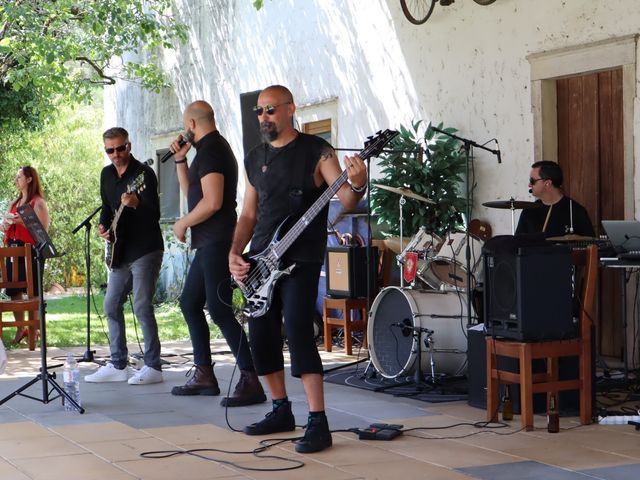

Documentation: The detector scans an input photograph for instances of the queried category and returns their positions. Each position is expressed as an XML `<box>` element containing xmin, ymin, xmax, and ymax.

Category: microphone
<box><xmin>160</xmin><ymin>139</ymin><xmax>187</xmax><ymax>163</ymax></box>
<box><xmin>144</xmin><ymin>158</ymin><xmax>154</xmax><ymax>166</ymax></box>
<box><xmin>391</xmin><ymin>319</ymin><xmax>413</xmax><ymax>337</ymax></box>
<box><xmin>495</xmin><ymin>140</ymin><xmax>502</xmax><ymax>164</ymax></box>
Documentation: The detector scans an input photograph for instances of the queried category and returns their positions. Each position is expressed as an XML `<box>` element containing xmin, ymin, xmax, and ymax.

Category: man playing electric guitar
<box><xmin>229</xmin><ymin>85</ymin><xmax>367</xmax><ymax>454</ymax></box>
<box><xmin>85</xmin><ymin>127</ymin><xmax>164</xmax><ymax>386</ymax></box>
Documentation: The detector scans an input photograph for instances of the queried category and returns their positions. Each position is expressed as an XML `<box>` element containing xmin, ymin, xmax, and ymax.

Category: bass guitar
<box><xmin>105</xmin><ymin>172</ymin><xmax>145</xmax><ymax>268</ymax></box>
<box><xmin>234</xmin><ymin>129</ymin><xmax>399</xmax><ymax>317</ymax></box>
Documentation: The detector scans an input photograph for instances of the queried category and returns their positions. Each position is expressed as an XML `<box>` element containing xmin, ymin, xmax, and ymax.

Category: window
<box><xmin>303</xmin><ymin>118</ymin><xmax>332</xmax><ymax>142</ymax></box>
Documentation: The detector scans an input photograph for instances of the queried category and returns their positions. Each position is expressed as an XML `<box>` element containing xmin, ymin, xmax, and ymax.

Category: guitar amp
<box><xmin>326</xmin><ymin>246</ymin><xmax>378</xmax><ymax>298</ymax></box>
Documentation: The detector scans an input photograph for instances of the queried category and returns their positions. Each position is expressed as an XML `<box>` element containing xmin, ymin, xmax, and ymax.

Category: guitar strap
<box><xmin>288</xmin><ymin>135</ymin><xmax>306</xmax><ymax>216</ymax></box>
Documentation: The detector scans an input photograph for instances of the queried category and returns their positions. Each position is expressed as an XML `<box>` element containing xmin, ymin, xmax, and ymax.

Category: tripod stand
<box><xmin>72</xmin><ymin>205</ymin><xmax>102</xmax><ymax>363</ymax></box>
<box><xmin>374</xmin><ymin>324</ymin><xmax>439</xmax><ymax>394</ymax></box>
<box><xmin>0</xmin><ymin>205</ymin><xmax>84</xmax><ymax>413</ymax></box>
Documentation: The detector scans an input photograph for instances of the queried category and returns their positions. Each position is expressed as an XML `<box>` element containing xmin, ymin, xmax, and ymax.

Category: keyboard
<box><xmin>617</xmin><ymin>251</ymin><xmax>640</xmax><ymax>261</ymax></box>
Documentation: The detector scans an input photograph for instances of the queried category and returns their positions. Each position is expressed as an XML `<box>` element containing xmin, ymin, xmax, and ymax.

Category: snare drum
<box><xmin>430</xmin><ymin>232</ymin><xmax>483</xmax><ymax>291</ymax></box>
<box><xmin>368</xmin><ymin>287</ymin><xmax>468</xmax><ymax>378</ymax></box>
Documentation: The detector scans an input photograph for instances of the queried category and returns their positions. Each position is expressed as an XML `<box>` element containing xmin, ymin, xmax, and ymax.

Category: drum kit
<box><xmin>365</xmin><ymin>186</ymin><xmax>545</xmax><ymax>384</ymax></box>
<box><xmin>366</xmin><ymin>184</ymin><xmax>483</xmax><ymax>384</ymax></box>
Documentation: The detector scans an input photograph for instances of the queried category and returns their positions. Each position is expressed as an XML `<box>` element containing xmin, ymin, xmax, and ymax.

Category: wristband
<box><xmin>175</xmin><ymin>159</ymin><xmax>187</xmax><ymax>164</ymax></box>
<box><xmin>350</xmin><ymin>182</ymin><xmax>367</xmax><ymax>193</ymax></box>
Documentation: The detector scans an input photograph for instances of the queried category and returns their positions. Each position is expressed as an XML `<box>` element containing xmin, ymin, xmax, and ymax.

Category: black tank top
<box><xmin>245</xmin><ymin>132</ymin><xmax>330</xmax><ymax>263</ymax></box>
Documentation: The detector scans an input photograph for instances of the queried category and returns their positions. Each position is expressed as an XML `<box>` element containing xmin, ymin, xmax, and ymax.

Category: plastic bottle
<box><xmin>501</xmin><ymin>385</ymin><xmax>513</xmax><ymax>421</ymax></box>
<box><xmin>63</xmin><ymin>353</ymin><xmax>81</xmax><ymax>412</ymax></box>
<box><xmin>598</xmin><ymin>415</ymin><xmax>640</xmax><ymax>425</ymax></box>
<box><xmin>547</xmin><ymin>394</ymin><xmax>559</xmax><ymax>433</ymax></box>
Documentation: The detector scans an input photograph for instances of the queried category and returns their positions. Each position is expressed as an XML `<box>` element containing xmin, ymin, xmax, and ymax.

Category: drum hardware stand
<box><xmin>374</xmin><ymin>324</ymin><xmax>438</xmax><ymax>394</ymax></box>
<box><xmin>429</xmin><ymin>126</ymin><xmax>501</xmax><ymax>327</ymax></box>
<box><xmin>0</xmin><ymin>205</ymin><xmax>84</xmax><ymax>413</ymax></box>
<box><xmin>72</xmin><ymin>205</ymin><xmax>103</xmax><ymax>364</ymax></box>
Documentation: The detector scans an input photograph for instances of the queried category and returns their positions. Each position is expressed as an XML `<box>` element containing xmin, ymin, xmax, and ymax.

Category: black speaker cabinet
<box><xmin>483</xmin><ymin>236</ymin><xmax>575</xmax><ymax>341</ymax></box>
<box><xmin>326</xmin><ymin>246</ymin><xmax>378</xmax><ymax>298</ymax></box>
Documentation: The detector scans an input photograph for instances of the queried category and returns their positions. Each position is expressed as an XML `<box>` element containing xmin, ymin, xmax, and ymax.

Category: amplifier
<box><xmin>326</xmin><ymin>246</ymin><xmax>378</xmax><ymax>298</ymax></box>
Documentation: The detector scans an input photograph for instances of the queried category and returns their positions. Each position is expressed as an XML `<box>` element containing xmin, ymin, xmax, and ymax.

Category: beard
<box><xmin>183</xmin><ymin>129</ymin><xmax>196</xmax><ymax>143</ymax></box>
<box><xmin>260</xmin><ymin>121</ymin><xmax>278</xmax><ymax>142</ymax></box>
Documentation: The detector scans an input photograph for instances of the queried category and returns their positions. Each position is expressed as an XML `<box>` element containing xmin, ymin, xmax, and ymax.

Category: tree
<box><xmin>0</xmin><ymin>0</ymin><xmax>186</xmax><ymax>125</ymax></box>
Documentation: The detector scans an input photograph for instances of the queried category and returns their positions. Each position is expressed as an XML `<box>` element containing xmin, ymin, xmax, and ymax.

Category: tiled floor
<box><xmin>1</xmin><ymin>340</ymin><xmax>639</xmax><ymax>479</ymax></box>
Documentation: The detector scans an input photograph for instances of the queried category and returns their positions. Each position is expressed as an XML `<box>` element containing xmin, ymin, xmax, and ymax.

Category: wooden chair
<box><xmin>486</xmin><ymin>245</ymin><xmax>598</xmax><ymax>430</ymax></box>
<box><xmin>0</xmin><ymin>244</ymin><xmax>40</xmax><ymax>351</ymax></box>
<box><xmin>323</xmin><ymin>241</ymin><xmax>393</xmax><ymax>355</ymax></box>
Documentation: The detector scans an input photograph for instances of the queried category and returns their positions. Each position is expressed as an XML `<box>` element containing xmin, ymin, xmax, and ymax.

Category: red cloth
<box><xmin>5</xmin><ymin>198</ymin><xmax>38</xmax><ymax>246</ymax></box>
<box><xmin>403</xmin><ymin>251</ymin><xmax>418</xmax><ymax>284</ymax></box>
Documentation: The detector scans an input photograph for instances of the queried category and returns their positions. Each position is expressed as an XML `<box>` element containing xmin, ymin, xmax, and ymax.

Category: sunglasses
<box><xmin>252</xmin><ymin>102</ymin><xmax>291</xmax><ymax>116</ymax></box>
<box><xmin>105</xmin><ymin>143</ymin><xmax>129</xmax><ymax>154</ymax></box>
<box><xmin>529</xmin><ymin>177</ymin><xmax>544</xmax><ymax>185</ymax></box>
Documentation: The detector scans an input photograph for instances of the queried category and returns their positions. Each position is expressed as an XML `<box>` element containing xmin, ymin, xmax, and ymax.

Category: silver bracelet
<box><xmin>350</xmin><ymin>182</ymin><xmax>367</xmax><ymax>193</ymax></box>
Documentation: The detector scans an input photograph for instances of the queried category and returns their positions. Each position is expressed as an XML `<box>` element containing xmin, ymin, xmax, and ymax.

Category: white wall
<box><xmin>105</xmin><ymin>0</ymin><xmax>640</xmax><ymax>235</ymax></box>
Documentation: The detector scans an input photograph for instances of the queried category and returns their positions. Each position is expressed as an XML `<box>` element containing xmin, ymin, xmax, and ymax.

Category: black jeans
<box><xmin>248</xmin><ymin>261</ymin><xmax>323</xmax><ymax>378</ymax></box>
<box><xmin>180</xmin><ymin>241</ymin><xmax>254</xmax><ymax>369</ymax></box>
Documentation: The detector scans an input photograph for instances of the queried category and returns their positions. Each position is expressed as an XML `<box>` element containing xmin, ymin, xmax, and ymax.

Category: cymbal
<box><xmin>373</xmin><ymin>184</ymin><xmax>434</xmax><ymax>204</ymax></box>
<box><xmin>482</xmin><ymin>199</ymin><xmax>541</xmax><ymax>210</ymax></box>
<box><xmin>546</xmin><ymin>234</ymin><xmax>596</xmax><ymax>242</ymax></box>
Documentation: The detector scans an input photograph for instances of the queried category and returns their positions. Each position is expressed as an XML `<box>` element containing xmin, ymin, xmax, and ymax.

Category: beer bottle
<box><xmin>501</xmin><ymin>385</ymin><xmax>513</xmax><ymax>421</ymax></box>
<box><xmin>547</xmin><ymin>394</ymin><xmax>560</xmax><ymax>433</ymax></box>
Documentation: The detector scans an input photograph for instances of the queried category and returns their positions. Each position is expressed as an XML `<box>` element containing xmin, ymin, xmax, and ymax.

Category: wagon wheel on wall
<box><xmin>400</xmin><ymin>0</ymin><xmax>436</xmax><ymax>25</ymax></box>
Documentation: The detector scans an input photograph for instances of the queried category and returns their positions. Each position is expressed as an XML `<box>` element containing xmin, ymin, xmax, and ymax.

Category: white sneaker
<box><xmin>84</xmin><ymin>363</ymin><xmax>128</xmax><ymax>383</ymax></box>
<box><xmin>128</xmin><ymin>365</ymin><xmax>163</xmax><ymax>385</ymax></box>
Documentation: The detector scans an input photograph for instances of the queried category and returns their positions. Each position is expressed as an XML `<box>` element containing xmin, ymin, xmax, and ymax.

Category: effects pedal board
<box><xmin>356</xmin><ymin>423</ymin><xmax>403</xmax><ymax>441</ymax></box>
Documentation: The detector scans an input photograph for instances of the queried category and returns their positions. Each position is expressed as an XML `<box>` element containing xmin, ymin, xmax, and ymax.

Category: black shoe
<box><xmin>220</xmin><ymin>370</ymin><xmax>267</xmax><ymax>407</ymax></box>
<box><xmin>243</xmin><ymin>401</ymin><xmax>296</xmax><ymax>436</ymax></box>
<box><xmin>294</xmin><ymin>415</ymin><xmax>332</xmax><ymax>454</ymax></box>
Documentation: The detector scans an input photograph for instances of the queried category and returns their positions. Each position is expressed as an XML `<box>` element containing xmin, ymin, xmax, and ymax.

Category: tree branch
<box><xmin>75</xmin><ymin>56</ymin><xmax>116</xmax><ymax>85</ymax></box>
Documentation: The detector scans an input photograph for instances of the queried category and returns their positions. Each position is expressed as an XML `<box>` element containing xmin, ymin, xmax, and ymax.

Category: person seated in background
<box><xmin>516</xmin><ymin>161</ymin><xmax>594</xmax><ymax>237</ymax></box>
<box><xmin>1</xmin><ymin>166</ymin><xmax>50</xmax><ymax>344</ymax></box>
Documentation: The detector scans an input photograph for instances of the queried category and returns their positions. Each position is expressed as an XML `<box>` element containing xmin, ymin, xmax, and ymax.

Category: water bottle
<box><xmin>63</xmin><ymin>353</ymin><xmax>81</xmax><ymax>412</ymax></box>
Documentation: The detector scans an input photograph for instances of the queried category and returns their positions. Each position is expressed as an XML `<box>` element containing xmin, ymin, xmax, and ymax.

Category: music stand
<box><xmin>0</xmin><ymin>204</ymin><xmax>84</xmax><ymax>413</ymax></box>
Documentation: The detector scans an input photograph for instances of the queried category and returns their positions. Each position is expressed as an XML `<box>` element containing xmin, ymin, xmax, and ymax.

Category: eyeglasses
<box><xmin>252</xmin><ymin>102</ymin><xmax>291</xmax><ymax>116</ymax></box>
<box><xmin>529</xmin><ymin>177</ymin><xmax>545</xmax><ymax>185</ymax></box>
<box><xmin>105</xmin><ymin>143</ymin><xmax>129</xmax><ymax>154</ymax></box>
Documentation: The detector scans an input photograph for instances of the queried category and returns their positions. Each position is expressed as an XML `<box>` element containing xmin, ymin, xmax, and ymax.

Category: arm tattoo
<box><xmin>320</xmin><ymin>147</ymin><xmax>335</xmax><ymax>162</ymax></box>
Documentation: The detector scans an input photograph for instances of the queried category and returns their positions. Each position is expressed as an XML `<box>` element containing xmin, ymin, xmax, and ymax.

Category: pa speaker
<box><xmin>326</xmin><ymin>246</ymin><xmax>378</xmax><ymax>298</ymax></box>
<box><xmin>483</xmin><ymin>236</ymin><xmax>575</xmax><ymax>341</ymax></box>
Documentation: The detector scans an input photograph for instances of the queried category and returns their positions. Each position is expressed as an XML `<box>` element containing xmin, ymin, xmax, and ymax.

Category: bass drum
<box><xmin>368</xmin><ymin>287</ymin><xmax>468</xmax><ymax>379</ymax></box>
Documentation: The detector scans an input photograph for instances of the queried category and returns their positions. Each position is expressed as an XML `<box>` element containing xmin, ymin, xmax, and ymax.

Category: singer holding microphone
<box><xmin>516</xmin><ymin>161</ymin><xmax>594</xmax><ymax>237</ymax></box>
<box><xmin>167</xmin><ymin>101</ymin><xmax>265</xmax><ymax>407</ymax></box>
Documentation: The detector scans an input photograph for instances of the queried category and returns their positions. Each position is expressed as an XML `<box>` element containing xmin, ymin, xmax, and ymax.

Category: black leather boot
<box><xmin>171</xmin><ymin>364</ymin><xmax>220</xmax><ymax>396</ymax></box>
<box><xmin>220</xmin><ymin>369</ymin><xmax>267</xmax><ymax>407</ymax></box>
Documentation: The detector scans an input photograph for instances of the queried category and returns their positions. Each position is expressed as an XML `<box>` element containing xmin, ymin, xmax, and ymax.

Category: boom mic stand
<box><xmin>429</xmin><ymin>126</ymin><xmax>500</xmax><ymax>327</ymax></box>
<box><xmin>71</xmin><ymin>205</ymin><xmax>102</xmax><ymax>363</ymax></box>
<box><xmin>0</xmin><ymin>205</ymin><xmax>84</xmax><ymax>413</ymax></box>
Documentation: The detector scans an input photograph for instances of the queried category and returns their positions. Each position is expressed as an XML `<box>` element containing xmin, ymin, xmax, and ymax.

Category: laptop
<box><xmin>601</xmin><ymin>220</ymin><xmax>640</xmax><ymax>254</ymax></box>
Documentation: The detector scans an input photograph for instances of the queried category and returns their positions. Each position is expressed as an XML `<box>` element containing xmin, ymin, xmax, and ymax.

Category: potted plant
<box><xmin>370</xmin><ymin>120</ymin><xmax>468</xmax><ymax>238</ymax></box>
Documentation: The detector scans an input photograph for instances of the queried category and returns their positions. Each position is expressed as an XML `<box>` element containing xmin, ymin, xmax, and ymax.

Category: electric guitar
<box><xmin>105</xmin><ymin>172</ymin><xmax>145</xmax><ymax>268</ymax></box>
<box><xmin>234</xmin><ymin>129</ymin><xmax>399</xmax><ymax>317</ymax></box>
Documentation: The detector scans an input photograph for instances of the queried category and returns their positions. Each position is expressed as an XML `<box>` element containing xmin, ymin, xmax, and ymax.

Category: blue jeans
<box><xmin>104</xmin><ymin>250</ymin><xmax>163</xmax><ymax>370</ymax></box>
<box><xmin>180</xmin><ymin>241</ymin><xmax>254</xmax><ymax>370</ymax></box>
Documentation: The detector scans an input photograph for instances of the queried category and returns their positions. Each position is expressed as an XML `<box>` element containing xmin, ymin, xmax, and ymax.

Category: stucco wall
<box><xmin>105</xmin><ymin>0</ymin><xmax>640</xmax><ymax>235</ymax></box>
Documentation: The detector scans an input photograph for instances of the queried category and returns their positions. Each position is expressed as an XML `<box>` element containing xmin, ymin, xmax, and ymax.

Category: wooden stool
<box><xmin>323</xmin><ymin>297</ymin><xmax>368</xmax><ymax>355</ymax></box>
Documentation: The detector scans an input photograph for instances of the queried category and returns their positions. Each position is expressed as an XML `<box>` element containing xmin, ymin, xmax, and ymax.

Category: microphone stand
<box><xmin>72</xmin><ymin>206</ymin><xmax>102</xmax><ymax>363</ymax></box>
<box><xmin>429</xmin><ymin>126</ymin><xmax>500</xmax><ymax>328</ymax></box>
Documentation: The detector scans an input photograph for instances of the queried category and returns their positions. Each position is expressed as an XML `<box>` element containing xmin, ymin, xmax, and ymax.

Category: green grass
<box><xmin>2</xmin><ymin>294</ymin><xmax>222</xmax><ymax>349</ymax></box>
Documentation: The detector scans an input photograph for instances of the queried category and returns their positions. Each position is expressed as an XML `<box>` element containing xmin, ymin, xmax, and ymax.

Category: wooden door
<box><xmin>557</xmin><ymin>68</ymin><xmax>624</xmax><ymax>359</ymax></box>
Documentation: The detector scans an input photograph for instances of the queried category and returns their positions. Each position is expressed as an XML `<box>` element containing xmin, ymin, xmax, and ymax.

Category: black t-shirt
<box><xmin>245</xmin><ymin>132</ymin><xmax>331</xmax><ymax>263</ymax></box>
<box><xmin>188</xmin><ymin>131</ymin><xmax>238</xmax><ymax>248</ymax></box>
<box><xmin>99</xmin><ymin>157</ymin><xmax>164</xmax><ymax>264</ymax></box>
<box><xmin>515</xmin><ymin>196</ymin><xmax>595</xmax><ymax>237</ymax></box>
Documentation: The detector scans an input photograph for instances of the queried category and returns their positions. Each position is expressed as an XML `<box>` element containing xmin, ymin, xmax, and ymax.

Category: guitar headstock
<box><xmin>361</xmin><ymin>129</ymin><xmax>399</xmax><ymax>160</ymax></box>
<box><xmin>127</xmin><ymin>172</ymin><xmax>146</xmax><ymax>194</ymax></box>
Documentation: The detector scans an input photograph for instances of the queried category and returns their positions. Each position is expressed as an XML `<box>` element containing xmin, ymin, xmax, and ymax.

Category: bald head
<box><xmin>183</xmin><ymin>100</ymin><xmax>216</xmax><ymax>142</ymax></box>
<box><xmin>260</xmin><ymin>85</ymin><xmax>294</xmax><ymax>104</ymax></box>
